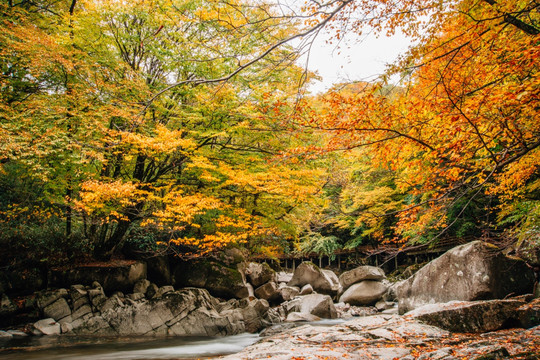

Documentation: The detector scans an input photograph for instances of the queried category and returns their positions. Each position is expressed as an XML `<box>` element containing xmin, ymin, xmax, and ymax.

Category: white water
<box><xmin>0</xmin><ymin>333</ymin><xmax>260</xmax><ymax>360</ymax></box>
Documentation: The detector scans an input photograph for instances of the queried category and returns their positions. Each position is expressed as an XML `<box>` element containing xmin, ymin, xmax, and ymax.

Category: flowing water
<box><xmin>0</xmin><ymin>319</ymin><xmax>346</xmax><ymax>359</ymax></box>
<box><xmin>0</xmin><ymin>333</ymin><xmax>260</xmax><ymax>360</ymax></box>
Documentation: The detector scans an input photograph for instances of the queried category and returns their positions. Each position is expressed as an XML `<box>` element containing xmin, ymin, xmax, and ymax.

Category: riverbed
<box><xmin>0</xmin><ymin>319</ymin><xmax>346</xmax><ymax>360</ymax></box>
<box><xmin>0</xmin><ymin>333</ymin><xmax>259</xmax><ymax>360</ymax></box>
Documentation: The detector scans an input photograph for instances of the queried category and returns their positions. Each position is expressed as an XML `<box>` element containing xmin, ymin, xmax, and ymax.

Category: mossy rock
<box><xmin>173</xmin><ymin>258</ymin><xmax>247</xmax><ymax>299</ymax></box>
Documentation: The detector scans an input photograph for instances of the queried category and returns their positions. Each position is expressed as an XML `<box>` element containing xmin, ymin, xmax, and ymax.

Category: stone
<box><xmin>517</xmin><ymin>298</ymin><xmax>540</xmax><ymax>328</ymax></box>
<box><xmin>297</xmin><ymin>293</ymin><xmax>337</xmax><ymax>319</ymax></box>
<box><xmin>279</xmin><ymin>285</ymin><xmax>300</xmax><ymax>301</ymax></box>
<box><xmin>396</xmin><ymin>241</ymin><xmax>535</xmax><ymax>313</ymax></box>
<box><xmin>300</xmin><ymin>284</ymin><xmax>313</xmax><ymax>295</ymax></box>
<box><xmin>339</xmin><ymin>265</ymin><xmax>385</xmax><ymax>291</ymax></box>
<box><xmin>33</xmin><ymin>318</ymin><xmax>61</xmax><ymax>336</ymax></box>
<box><xmin>100</xmin><ymin>294</ymin><xmax>124</xmax><ymax>312</ymax></box>
<box><xmin>286</xmin><ymin>312</ymin><xmax>321</xmax><ymax>322</ymax></box>
<box><xmin>133</xmin><ymin>279</ymin><xmax>151</xmax><ymax>294</ymax></box>
<box><xmin>48</xmin><ymin>261</ymin><xmax>147</xmax><ymax>294</ymax></box>
<box><xmin>0</xmin><ymin>294</ymin><xmax>17</xmax><ymax>316</ymax></box>
<box><xmin>245</xmin><ymin>262</ymin><xmax>275</xmax><ymax>288</ymax></box>
<box><xmin>173</xmin><ymin>258</ymin><xmax>248</xmax><ymax>299</ymax></box>
<box><xmin>288</xmin><ymin>262</ymin><xmax>340</xmax><ymax>295</ymax></box>
<box><xmin>339</xmin><ymin>280</ymin><xmax>388</xmax><ymax>306</ymax></box>
<box><xmin>254</xmin><ymin>281</ymin><xmax>281</xmax><ymax>302</ymax></box>
<box><xmin>276</xmin><ymin>271</ymin><xmax>293</xmax><ymax>284</ymax></box>
<box><xmin>61</xmin><ymin>322</ymin><xmax>74</xmax><ymax>333</ymax></box>
<box><xmin>43</xmin><ymin>298</ymin><xmax>72</xmax><ymax>321</ymax></box>
<box><xmin>127</xmin><ymin>292</ymin><xmax>145</xmax><ymax>301</ymax></box>
<box><xmin>0</xmin><ymin>330</ymin><xmax>12</xmax><ymax>338</ymax></box>
<box><xmin>71</xmin><ymin>304</ymin><xmax>92</xmax><ymax>321</ymax></box>
<box><xmin>36</xmin><ymin>288</ymin><xmax>68</xmax><ymax>309</ymax></box>
<box><xmin>407</xmin><ymin>299</ymin><xmax>527</xmax><ymax>333</ymax></box>
<box><xmin>145</xmin><ymin>283</ymin><xmax>159</xmax><ymax>299</ymax></box>
<box><xmin>154</xmin><ymin>285</ymin><xmax>175</xmax><ymax>298</ymax></box>
<box><xmin>375</xmin><ymin>300</ymin><xmax>395</xmax><ymax>311</ymax></box>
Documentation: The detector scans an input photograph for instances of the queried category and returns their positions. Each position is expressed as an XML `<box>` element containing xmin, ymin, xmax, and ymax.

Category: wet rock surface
<box><xmin>219</xmin><ymin>315</ymin><xmax>540</xmax><ymax>360</ymax></box>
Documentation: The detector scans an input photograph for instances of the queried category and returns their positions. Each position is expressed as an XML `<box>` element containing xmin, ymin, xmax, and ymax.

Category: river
<box><xmin>0</xmin><ymin>319</ymin><xmax>345</xmax><ymax>360</ymax></box>
<box><xmin>0</xmin><ymin>333</ymin><xmax>259</xmax><ymax>360</ymax></box>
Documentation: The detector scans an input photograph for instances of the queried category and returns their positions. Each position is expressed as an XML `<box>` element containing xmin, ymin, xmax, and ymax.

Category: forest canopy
<box><xmin>1</xmin><ymin>0</ymin><xmax>538</xmax><ymax>265</ymax></box>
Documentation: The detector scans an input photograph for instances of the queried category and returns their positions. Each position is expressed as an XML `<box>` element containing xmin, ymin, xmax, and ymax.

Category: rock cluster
<box><xmin>31</xmin><ymin>281</ymin><xmax>280</xmax><ymax>336</ymax></box>
<box><xmin>396</xmin><ymin>241</ymin><xmax>535</xmax><ymax>313</ymax></box>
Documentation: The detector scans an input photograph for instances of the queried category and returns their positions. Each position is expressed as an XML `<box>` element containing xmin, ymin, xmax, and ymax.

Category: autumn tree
<box><xmin>0</xmin><ymin>0</ymin><xmax>326</xmax><ymax>262</ymax></box>
<box><xmin>295</xmin><ymin>0</ymin><xmax>539</xmax><ymax>257</ymax></box>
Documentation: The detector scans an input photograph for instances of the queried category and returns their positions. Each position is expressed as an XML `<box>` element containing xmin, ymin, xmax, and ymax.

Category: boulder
<box><xmin>145</xmin><ymin>256</ymin><xmax>172</xmax><ymax>286</ymax></box>
<box><xmin>279</xmin><ymin>286</ymin><xmax>300</xmax><ymax>301</ymax></box>
<box><xmin>396</xmin><ymin>241</ymin><xmax>535</xmax><ymax>313</ymax></box>
<box><xmin>276</xmin><ymin>271</ymin><xmax>293</xmax><ymax>284</ymax></box>
<box><xmin>33</xmin><ymin>318</ymin><xmax>61</xmax><ymax>336</ymax></box>
<box><xmin>288</xmin><ymin>262</ymin><xmax>340</xmax><ymax>295</ymax></box>
<box><xmin>69</xmin><ymin>288</ymin><xmax>280</xmax><ymax>337</ymax></box>
<box><xmin>297</xmin><ymin>294</ymin><xmax>337</xmax><ymax>319</ymax></box>
<box><xmin>286</xmin><ymin>312</ymin><xmax>321</xmax><ymax>322</ymax></box>
<box><xmin>43</xmin><ymin>298</ymin><xmax>72</xmax><ymax>321</ymax></box>
<box><xmin>133</xmin><ymin>279</ymin><xmax>151</xmax><ymax>294</ymax></box>
<box><xmin>407</xmin><ymin>299</ymin><xmax>528</xmax><ymax>333</ymax></box>
<box><xmin>36</xmin><ymin>288</ymin><xmax>69</xmax><ymax>309</ymax></box>
<box><xmin>254</xmin><ymin>282</ymin><xmax>281</xmax><ymax>302</ymax></box>
<box><xmin>339</xmin><ymin>280</ymin><xmax>388</xmax><ymax>306</ymax></box>
<box><xmin>339</xmin><ymin>265</ymin><xmax>385</xmax><ymax>291</ymax></box>
<box><xmin>48</xmin><ymin>261</ymin><xmax>147</xmax><ymax>294</ymax></box>
<box><xmin>245</xmin><ymin>262</ymin><xmax>275</xmax><ymax>288</ymax></box>
<box><xmin>173</xmin><ymin>258</ymin><xmax>248</xmax><ymax>299</ymax></box>
<box><xmin>300</xmin><ymin>284</ymin><xmax>313</xmax><ymax>295</ymax></box>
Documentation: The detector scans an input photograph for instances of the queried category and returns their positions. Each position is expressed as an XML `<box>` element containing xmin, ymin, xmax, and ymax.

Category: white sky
<box><xmin>303</xmin><ymin>29</ymin><xmax>412</xmax><ymax>94</ymax></box>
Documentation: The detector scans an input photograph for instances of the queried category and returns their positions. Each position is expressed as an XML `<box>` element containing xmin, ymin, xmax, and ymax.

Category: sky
<box><xmin>303</xmin><ymin>29</ymin><xmax>412</xmax><ymax>94</ymax></box>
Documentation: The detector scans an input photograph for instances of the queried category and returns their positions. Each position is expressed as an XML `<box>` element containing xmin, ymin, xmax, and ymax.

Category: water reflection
<box><xmin>0</xmin><ymin>333</ymin><xmax>260</xmax><ymax>360</ymax></box>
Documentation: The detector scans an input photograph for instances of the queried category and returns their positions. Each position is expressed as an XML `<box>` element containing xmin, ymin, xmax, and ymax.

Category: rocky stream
<box><xmin>1</xmin><ymin>241</ymin><xmax>539</xmax><ymax>359</ymax></box>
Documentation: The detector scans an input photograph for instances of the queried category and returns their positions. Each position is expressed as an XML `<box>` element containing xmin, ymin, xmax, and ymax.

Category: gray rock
<box><xmin>127</xmin><ymin>292</ymin><xmax>145</xmax><ymax>301</ymax></box>
<box><xmin>407</xmin><ymin>299</ymin><xmax>527</xmax><ymax>333</ymax></box>
<box><xmin>339</xmin><ymin>265</ymin><xmax>385</xmax><ymax>291</ymax></box>
<box><xmin>300</xmin><ymin>284</ymin><xmax>313</xmax><ymax>295</ymax></box>
<box><xmin>36</xmin><ymin>289</ymin><xmax>68</xmax><ymax>309</ymax></box>
<box><xmin>0</xmin><ymin>330</ymin><xmax>12</xmax><ymax>338</ymax></box>
<box><xmin>254</xmin><ymin>281</ymin><xmax>281</xmax><ymax>302</ymax></box>
<box><xmin>33</xmin><ymin>318</ymin><xmax>61</xmax><ymax>336</ymax></box>
<box><xmin>100</xmin><ymin>294</ymin><xmax>124</xmax><ymax>312</ymax></box>
<box><xmin>61</xmin><ymin>322</ymin><xmax>73</xmax><ymax>334</ymax></box>
<box><xmin>298</xmin><ymin>293</ymin><xmax>337</xmax><ymax>319</ymax></box>
<box><xmin>396</xmin><ymin>241</ymin><xmax>535</xmax><ymax>313</ymax></box>
<box><xmin>43</xmin><ymin>298</ymin><xmax>72</xmax><ymax>321</ymax></box>
<box><xmin>173</xmin><ymin>258</ymin><xmax>248</xmax><ymax>299</ymax></box>
<box><xmin>286</xmin><ymin>312</ymin><xmax>321</xmax><ymax>322</ymax></box>
<box><xmin>276</xmin><ymin>271</ymin><xmax>293</xmax><ymax>284</ymax></box>
<box><xmin>133</xmin><ymin>279</ymin><xmax>151</xmax><ymax>294</ymax></box>
<box><xmin>339</xmin><ymin>280</ymin><xmax>388</xmax><ymax>306</ymax></box>
<box><xmin>288</xmin><ymin>262</ymin><xmax>340</xmax><ymax>295</ymax></box>
<box><xmin>279</xmin><ymin>285</ymin><xmax>300</xmax><ymax>301</ymax></box>
<box><xmin>245</xmin><ymin>262</ymin><xmax>275</xmax><ymax>287</ymax></box>
<box><xmin>71</xmin><ymin>304</ymin><xmax>92</xmax><ymax>321</ymax></box>
<box><xmin>154</xmin><ymin>285</ymin><xmax>174</xmax><ymax>298</ymax></box>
